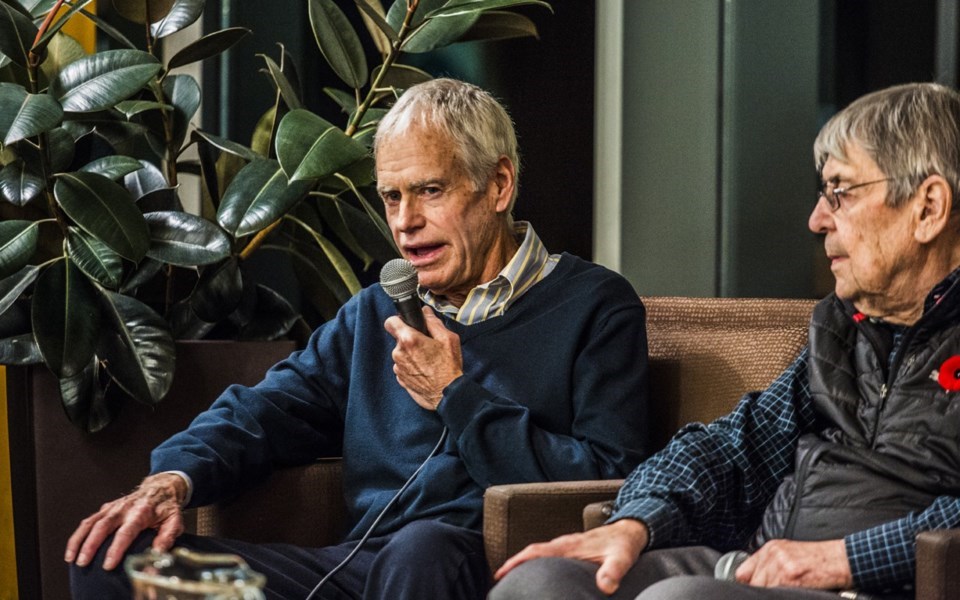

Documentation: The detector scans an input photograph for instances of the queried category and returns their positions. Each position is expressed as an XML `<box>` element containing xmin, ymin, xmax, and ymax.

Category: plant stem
<box><xmin>29</xmin><ymin>0</ymin><xmax>70</xmax><ymax>237</ymax></box>
<box><xmin>345</xmin><ymin>0</ymin><xmax>420</xmax><ymax>137</ymax></box>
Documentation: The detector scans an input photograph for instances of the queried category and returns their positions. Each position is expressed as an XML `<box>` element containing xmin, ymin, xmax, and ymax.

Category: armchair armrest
<box><xmin>483</xmin><ymin>479</ymin><xmax>622</xmax><ymax>572</ymax></box>
<box><xmin>916</xmin><ymin>529</ymin><xmax>960</xmax><ymax>600</ymax></box>
<box><xmin>195</xmin><ymin>458</ymin><xmax>348</xmax><ymax>548</ymax></box>
<box><xmin>582</xmin><ymin>500</ymin><xmax>616</xmax><ymax>531</ymax></box>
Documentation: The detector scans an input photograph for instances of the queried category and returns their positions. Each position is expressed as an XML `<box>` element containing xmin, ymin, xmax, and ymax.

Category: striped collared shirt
<box><xmin>421</xmin><ymin>222</ymin><xmax>559</xmax><ymax>325</ymax></box>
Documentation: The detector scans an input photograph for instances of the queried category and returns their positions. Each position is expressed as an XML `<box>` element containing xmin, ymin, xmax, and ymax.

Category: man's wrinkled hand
<box><xmin>494</xmin><ymin>519</ymin><xmax>649</xmax><ymax>596</ymax></box>
<box><xmin>736</xmin><ymin>538</ymin><xmax>852</xmax><ymax>590</ymax></box>
<box><xmin>385</xmin><ymin>307</ymin><xmax>463</xmax><ymax>410</ymax></box>
<box><xmin>64</xmin><ymin>472</ymin><xmax>187</xmax><ymax>571</ymax></box>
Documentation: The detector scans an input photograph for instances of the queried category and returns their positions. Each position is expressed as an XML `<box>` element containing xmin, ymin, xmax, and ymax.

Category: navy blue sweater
<box><xmin>152</xmin><ymin>253</ymin><xmax>649</xmax><ymax>540</ymax></box>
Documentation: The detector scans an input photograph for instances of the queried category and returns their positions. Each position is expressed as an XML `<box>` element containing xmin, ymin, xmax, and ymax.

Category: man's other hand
<box><xmin>494</xmin><ymin>519</ymin><xmax>649</xmax><ymax>596</ymax></box>
<box><xmin>385</xmin><ymin>306</ymin><xmax>463</xmax><ymax>410</ymax></box>
<box><xmin>64</xmin><ymin>472</ymin><xmax>187</xmax><ymax>570</ymax></box>
<box><xmin>736</xmin><ymin>538</ymin><xmax>853</xmax><ymax>589</ymax></box>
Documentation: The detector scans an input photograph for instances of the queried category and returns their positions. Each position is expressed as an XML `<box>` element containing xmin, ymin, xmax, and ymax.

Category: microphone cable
<box><xmin>304</xmin><ymin>426</ymin><xmax>449</xmax><ymax>600</ymax></box>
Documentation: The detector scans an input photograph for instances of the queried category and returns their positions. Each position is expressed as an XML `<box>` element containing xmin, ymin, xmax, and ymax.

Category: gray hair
<box><xmin>814</xmin><ymin>82</ymin><xmax>960</xmax><ymax>207</ymax></box>
<box><xmin>373</xmin><ymin>78</ymin><xmax>520</xmax><ymax>216</ymax></box>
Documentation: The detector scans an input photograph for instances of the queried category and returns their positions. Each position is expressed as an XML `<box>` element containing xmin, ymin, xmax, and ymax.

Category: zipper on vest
<box><xmin>783</xmin><ymin>445</ymin><xmax>818</xmax><ymax>539</ymax></box>
<box><xmin>870</xmin><ymin>328</ymin><xmax>917</xmax><ymax>447</ymax></box>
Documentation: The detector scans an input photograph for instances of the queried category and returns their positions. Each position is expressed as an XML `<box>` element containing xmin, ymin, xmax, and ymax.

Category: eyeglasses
<box><xmin>817</xmin><ymin>177</ymin><xmax>892</xmax><ymax>211</ymax></box>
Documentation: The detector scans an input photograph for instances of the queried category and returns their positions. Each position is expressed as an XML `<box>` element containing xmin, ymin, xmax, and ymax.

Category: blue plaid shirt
<box><xmin>612</xmin><ymin>275</ymin><xmax>960</xmax><ymax>593</ymax></box>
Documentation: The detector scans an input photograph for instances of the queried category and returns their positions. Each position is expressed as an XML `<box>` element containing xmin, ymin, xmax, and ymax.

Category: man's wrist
<box><xmin>151</xmin><ymin>471</ymin><xmax>192</xmax><ymax>507</ymax></box>
<box><xmin>609</xmin><ymin>518</ymin><xmax>650</xmax><ymax>551</ymax></box>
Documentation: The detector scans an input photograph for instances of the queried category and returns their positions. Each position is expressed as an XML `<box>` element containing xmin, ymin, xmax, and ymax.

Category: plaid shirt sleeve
<box><xmin>845</xmin><ymin>495</ymin><xmax>960</xmax><ymax>591</ymax></box>
<box><xmin>610</xmin><ymin>348</ymin><xmax>817</xmax><ymax>551</ymax></box>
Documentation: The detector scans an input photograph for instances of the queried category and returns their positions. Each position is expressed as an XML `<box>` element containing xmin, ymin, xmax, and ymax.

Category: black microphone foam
<box><xmin>380</xmin><ymin>258</ymin><xmax>429</xmax><ymax>335</ymax></box>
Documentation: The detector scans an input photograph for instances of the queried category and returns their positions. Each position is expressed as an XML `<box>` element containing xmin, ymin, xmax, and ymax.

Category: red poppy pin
<box><xmin>933</xmin><ymin>355</ymin><xmax>960</xmax><ymax>392</ymax></box>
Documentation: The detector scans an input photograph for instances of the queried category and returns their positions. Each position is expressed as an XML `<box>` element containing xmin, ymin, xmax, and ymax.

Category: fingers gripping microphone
<box><xmin>714</xmin><ymin>550</ymin><xmax>749</xmax><ymax>582</ymax></box>
<box><xmin>380</xmin><ymin>258</ymin><xmax>429</xmax><ymax>335</ymax></box>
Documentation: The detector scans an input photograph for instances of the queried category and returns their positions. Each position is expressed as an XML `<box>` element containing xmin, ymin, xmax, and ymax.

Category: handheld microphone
<box><xmin>714</xmin><ymin>550</ymin><xmax>749</xmax><ymax>582</ymax></box>
<box><xmin>380</xmin><ymin>258</ymin><xmax>429</xmax><ymax>335</ymax></box>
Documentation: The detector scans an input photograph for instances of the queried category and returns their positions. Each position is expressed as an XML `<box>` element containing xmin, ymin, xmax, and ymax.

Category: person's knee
<box><xmin>490</xmin><ymin>558</ymin><xmax>601</xmax><ymax>600</ymax></box>
<box><xmin>69</xmin><ymin>530</ymin><xmax>155</xmax><ymax>600</ymax></box>
<box><xmin>381</xmin><ymin>520</ymin><xmax>482</xmax><ymax>568</ymax></box>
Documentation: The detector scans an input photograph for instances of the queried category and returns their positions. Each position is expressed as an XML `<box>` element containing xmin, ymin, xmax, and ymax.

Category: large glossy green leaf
<box><xmin>190</xmin><ymin>256</ymin><xmax>242</xmax><ymax>323</ymax></box>
<box><xmin>276</xmin><ymin>109</ymin><xmax>368</xmax><ymax>183</ymax></box>
<box><xmin>237</xmin><ymin>284</ymin><xmax>298</xmax><ymax>340</ymax></box>
<box><xmin>58</xmin><ymin>359</ymin><xmax>119</xmax><ymax>433</ymax></box>
<box><xmin>162</xmin><ymin>74</ymin><xmax>200</xmax><ymax>152</ymax></box>
<box><xmin>309</xmin><ymin>0</ymin><xmax>368</xmax><ymax>89</ymax></box>
<box><xmin>31</xmin><ymin>258</ymin><xmax>101</xmax><ymax>378</ymax></box>
<box><xmin>112</xmin><ymin>0</ymin><xmax>176</xmax><ymax>25</ymax></box>
<box><xmin>52</xmin><ymin>50</ymin><xmax>162</xmax><ymax>113</ymax></box>
<box><xmin>39</xmin><ymin>31</ymin><xmax>88</xmax><ymax>84</ymax></box>
<box><xmin>0</xmin><ymin>220</ymin><xmax>38</xmax><ymax>279</ymax></box>
<box><xmin>80</xmin><ymin>155</ymin><xmax>143</xmax><ymax>180</ymax></box>
<box><xmin>0</xmin><ymin>159</ymin><xmax>44</xmax><ymax>206</ymax></box>
<box><xmin>97</xmin><ymin>289</ymin><xmax>175</xmax><ymax>403</ymax></box>
<box><xmin>1</xmin><ymin>89</ymin><xmax>63</xmax><ymax>145</ymax></box>
<box><xmin>54</xmin><ymin>171</ymin><xmax>150</xmax><ymax>261</ymax></box>
<box><xmin>217</xmin><ymin>158</ymin><xmax>313</xmax><ymax>238</ymax></box>
<box><xmin>150</xmin><ymin>0</ymin><xmax>203</xmax><ymax>38</ymax></box>
<box><xmin>0</xmin><ymin>264</ymin><xmax>39</xmax><ymax>317</ymax></box>
<box><xmin>0</xmin><ymin>1</ymin><xmax>38</xmax><ymax>68</ymax></box>
<box><xmin>0</xmin><ymin>333</ymin><xmax>42</xmax><ymax>365</ymax></box>
<box><xmin>455</xmin><ymin>10</ymin><xmax>539</xmax><ymax>43</ymax></box>
<box><xmin>259</xmin><ymin>53</ymin><xmax>303</xmax><ymax>111</ymax></box>
<box><xmin>424</xmin><ymin>0</ymin><xmax>552</xmax><ymax>19</ymax></box>
<box><xmin>66</xmin><ymin>226</ymin><xmax>125</xmax><ymax>288</ymax></box>
<box><xmin>386</xmin><ymin>0</ymin><xmax>478</xmax><ymax>53</ymax></box>
<box><xmin>145</xmin><ymin>211</ymin><xmax>231</xmax><ymax>266</ymax></box>
<box><xmin>167</xmin><ymin>27</ymin><xmax>250</xmax><ymax>70</ymax></box>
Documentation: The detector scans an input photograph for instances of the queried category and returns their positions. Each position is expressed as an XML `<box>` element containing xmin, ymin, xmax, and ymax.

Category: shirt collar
<box><xmin>421</xmin><ymin>221</ymin><xmax>554</xmax><ymax>323</ymax></box>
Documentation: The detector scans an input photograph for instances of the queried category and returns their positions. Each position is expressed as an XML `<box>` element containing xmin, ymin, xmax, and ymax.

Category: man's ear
<box><xmin>493</xmin><ymin>156</ymin><xmax>516</xmax><ymax>213</ymax></box>
<box><xmin>915</xmin><ymin>174</ymin><xmax>953</xmax><ymax>244</ymax></box>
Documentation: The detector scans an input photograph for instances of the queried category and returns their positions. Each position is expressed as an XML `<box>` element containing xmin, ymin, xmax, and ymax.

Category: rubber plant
<box><xmin>0</xmin><ymin>0</ymin><xmax>550</xmax><ymax>432</ymax></box>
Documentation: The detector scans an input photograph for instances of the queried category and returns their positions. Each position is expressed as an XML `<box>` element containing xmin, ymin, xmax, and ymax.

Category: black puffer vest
<box><xmin>756</xmin><ymin>290</ymin><xmax>960</xmax><ymax>545</ymax></box>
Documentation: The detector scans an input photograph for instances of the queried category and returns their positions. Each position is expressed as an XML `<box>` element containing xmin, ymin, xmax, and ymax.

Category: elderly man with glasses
<box><xmin>490</xmin><ymin>82</ymin><xmax>960</xmax><ymax>600</ymax></box>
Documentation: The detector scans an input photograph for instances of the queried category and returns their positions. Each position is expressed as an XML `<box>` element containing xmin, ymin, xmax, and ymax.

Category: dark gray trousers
<box><xmin>70</xmin><ymin>519</ymin><xmax>490</xmax><ymax>600</ymax></box>
<box><xmin>488</xmin><ymin>547</ymin><xmax>868</xmax><ymax>600</ymax></box>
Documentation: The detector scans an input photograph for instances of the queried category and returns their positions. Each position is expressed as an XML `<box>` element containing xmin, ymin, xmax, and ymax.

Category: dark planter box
<box><xmin>7</xmin><ymin>340</ymin><xmax>296</xmax><ymax>600</ymax></box>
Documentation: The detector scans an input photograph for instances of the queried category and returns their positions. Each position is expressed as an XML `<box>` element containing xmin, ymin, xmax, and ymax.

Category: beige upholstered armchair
<box><xmin>195</xmin><ymin>296</ymin><xmax>958</xmax><ymax>598</ymax></box>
